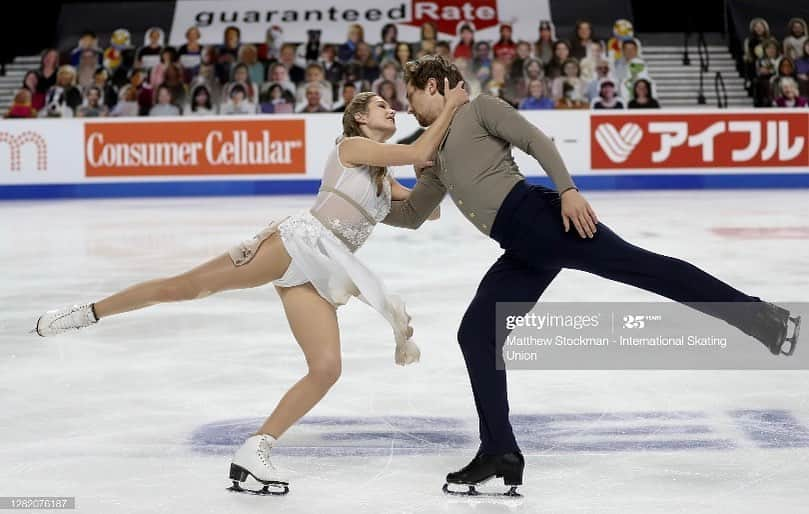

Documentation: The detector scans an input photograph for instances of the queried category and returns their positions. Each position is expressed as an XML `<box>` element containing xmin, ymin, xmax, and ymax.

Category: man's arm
<box><xmin>382</xmin><ymin>166</ymin><xmax>446</xmax><ymax>229</ymax></box>
<box><xmin>474</xmin><ymin>94</ymin><xmax>577</xmax><ymax>193</ymax></box>
<box><xmin>475</xmin><ymin>94</ymin><xmax>600</xmax><ymax>238</ymax></box>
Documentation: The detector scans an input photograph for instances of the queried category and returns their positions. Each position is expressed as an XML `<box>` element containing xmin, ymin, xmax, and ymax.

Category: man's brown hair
<box><xmin>404</xmin><ymin>55</ymin><xmax>464</xmax><ymax>95</ymax></box>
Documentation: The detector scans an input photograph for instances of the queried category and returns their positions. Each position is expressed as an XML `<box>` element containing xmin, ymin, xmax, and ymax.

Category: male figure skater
<box><xmin>383</xmin><ymin>55</ymin><xmax>800</xmax><ymax>497</ymax></box>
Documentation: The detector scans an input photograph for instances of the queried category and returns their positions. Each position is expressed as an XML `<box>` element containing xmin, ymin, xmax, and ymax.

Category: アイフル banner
<box><xmin>591</xmin><ymin>111</ymin><xmax>809</xmax><ymax>173</ymax></box>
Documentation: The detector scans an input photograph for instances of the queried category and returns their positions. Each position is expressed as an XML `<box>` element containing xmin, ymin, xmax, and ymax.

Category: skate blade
<box><xmin>782</xmin><ymin>316</ymin><xmax>801</xmax><ymax>356</ymax></box>
<box><xmin>227</xmin><ymin>480</ymin><xmax>289</xmax><ymax>496</ymax></box>
<box><xmin>443</xmin><ymin>483</ymin><xmax>522</xmax><ymax>499</ymax></box>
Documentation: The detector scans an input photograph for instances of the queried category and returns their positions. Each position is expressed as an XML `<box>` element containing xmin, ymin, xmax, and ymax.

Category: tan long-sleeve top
<box><xmin>383</xmin><ymin>94</ymin><xmax>576</xmax><ymax>235</ymax></box>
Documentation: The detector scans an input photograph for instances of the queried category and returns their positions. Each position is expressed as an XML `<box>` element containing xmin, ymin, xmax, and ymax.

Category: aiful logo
<box><xmin>591</xmin><ymin>113</ymin><xmax>809</xmax><ymax>169</ymax></box>
<box><xmin>0</xmin><ymin>131</ymin><xmax>48</xmax><ymax>171</ymax></box>
<box><xmin>594</xmin><ymin>123</ymin><xmax>643</xmax><ymax>163</ymax></box>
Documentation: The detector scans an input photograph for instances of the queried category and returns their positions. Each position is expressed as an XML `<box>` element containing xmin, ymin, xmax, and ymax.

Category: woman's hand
<box><xmin>443</xmin><ymin>78</ymin><xmax>469</xmax><ymax>109</ymax></box>
<box><xmin>561</xmin><ymin>189</ymin><xmax>599</xmax><ymax>238</ymax></box>
<box><xmin>413</xmin><ymin>160</ymin><xmax>434</xmax><ymax>178</ymax></box>
<box><xmin>395</xmin><ymin>340</ymin><xmax>421</xmax><ymax>366</ymax></box>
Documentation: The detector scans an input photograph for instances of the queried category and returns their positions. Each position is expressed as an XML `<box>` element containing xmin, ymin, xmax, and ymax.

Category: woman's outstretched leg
<box><xmin>36</xmin><ymin>231</ymin><xmax>291</xmax><ymax>336</ymax></box>
<box><xmin>94</xmin><ymin>232</ymin><xmax>290</xmax><ymax>318</ymax></box>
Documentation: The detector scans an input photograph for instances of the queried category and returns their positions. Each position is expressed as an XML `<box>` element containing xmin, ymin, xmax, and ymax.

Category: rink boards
<box><xmin>1</xmin><ymin>108</ymin><xmax>808</xmax><ymax>199</ymax></box>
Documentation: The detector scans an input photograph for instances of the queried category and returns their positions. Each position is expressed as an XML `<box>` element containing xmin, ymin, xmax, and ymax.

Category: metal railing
<box><xmin>714</xmin><ymin>71</ymin><xmax>728</xmax><ymax>108</ymax></box>
<box><xmin>683</xmin><ymin>31</ymin><xmax>711</xmax><ymax>105</ymax></box>
<box><xmin>696</xmin><ymin>32</ymin><xmax>710</xmax><ymax>105</ymax></box>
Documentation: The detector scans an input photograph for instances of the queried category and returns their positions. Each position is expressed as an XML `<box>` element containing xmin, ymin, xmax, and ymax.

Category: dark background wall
<box><xmin>632</xmin><ymin>0</ymin><xmax>725</xmax><ymax>33</ymax></box>
<box><xmin>549</xmin><ymin>0</ymin><xmax>634</xmax><ymax>42</ymax></box>
<box><xmin>55</xmin><ymin>1</ymin><xmax>175</xmax><ymax>54</ymax></box>
<box><xmin>0</xmin><ymin>0</ymin><xmax>173</xmax><ymax>64</ymax></box>
<box><xmin>726</xmin><ymin>0</ymin><xmax>809</xmax><ymax>40</ymax></box>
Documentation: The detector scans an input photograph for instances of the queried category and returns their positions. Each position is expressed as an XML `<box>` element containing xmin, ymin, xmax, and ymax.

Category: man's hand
<box><xmin>561</xmin><ymin>189</ymin><xmax>599</xmax><ymax>238</ymax></box>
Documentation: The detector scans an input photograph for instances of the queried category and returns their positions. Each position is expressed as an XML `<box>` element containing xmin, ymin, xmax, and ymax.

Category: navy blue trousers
<box><xmin>459</xmin><ymin>181</ymin><xmax>760</xmax><ymax>455</ymax></box>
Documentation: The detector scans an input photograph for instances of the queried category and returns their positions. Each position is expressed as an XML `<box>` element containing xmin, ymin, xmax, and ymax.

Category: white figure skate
<box><xmin>34</xmin><ymin>303</ymin><xmax>98</xmax><ymax>337</ymax></box>
<box><xmin>227</xmin><ymin>434</ymin><xmax>289</xmax><ymax>495</ymax></box>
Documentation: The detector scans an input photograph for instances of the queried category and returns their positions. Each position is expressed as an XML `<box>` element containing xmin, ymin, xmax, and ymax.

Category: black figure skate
<box><xmin>742</xmin><ymin>302</ymin><xmax>801</xmax><ymax>356</ymax></box>
<box><xmin>443</xmin><ymin>451</ymin><xmax>524</xmax><ymax>498</ymax></box>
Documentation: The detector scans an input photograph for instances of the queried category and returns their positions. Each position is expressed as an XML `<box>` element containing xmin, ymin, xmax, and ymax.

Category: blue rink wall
<box><xmin>1</xmin><ymin>110</ymin><xmax>808</xmax><ymax>200</ymax></box>
<box><xmin>2</xmin><ymin>173</ymin><xmax>809</xmax><ymax>200</ymax></box>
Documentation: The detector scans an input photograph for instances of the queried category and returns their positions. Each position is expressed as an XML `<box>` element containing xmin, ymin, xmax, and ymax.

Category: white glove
<box><xmin>395</xmin><ymin>339</ymin><xmax>421</xmax><ymax>366</ymax></box>
<box><xmin>388</xmin><ymin>294</ymin><xmax>419</xmax><ymax>365</ymax></box>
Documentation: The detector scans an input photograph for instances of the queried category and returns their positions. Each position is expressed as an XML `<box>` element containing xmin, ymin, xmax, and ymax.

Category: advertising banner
<box><xmin>0</xmin><ymin>120</ymin><xmax>84</xmax><ymax>184</ymax></box>
<box><xmin>168</xmin><ymin>0</ymin><xmax>552</xmax><ymax>46</ymax></box>
<box><xmin>84</xmin><ymin>119</ymin><xmax>306</xmax><ymax>177</ymax></box>
<box><xmin>591</xmin><ymin>111</ymin><xmax>809</xmax><ymax>171</ymax></box>
<box><xmin>1</xmin><ymin>109</ymin><xmax>808</xmax><ymax>199</ymax></box>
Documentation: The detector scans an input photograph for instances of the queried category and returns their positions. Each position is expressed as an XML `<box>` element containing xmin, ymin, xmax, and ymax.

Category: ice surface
<box><xmin>1</xmin><ymin>190</ymin><xmax>808</xmax><ymax>513</ymax></box>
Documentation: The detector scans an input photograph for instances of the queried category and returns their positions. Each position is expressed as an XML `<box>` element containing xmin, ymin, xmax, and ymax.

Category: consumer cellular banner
<box><xmin>84</xmin><ymin>119</ymin><xmax>306</xmax><ymax>176</ymax></box>
<box><xmin>168</xmin><ymin>0</ymin><xmax>551</xmax><ymax>45</ymax></box>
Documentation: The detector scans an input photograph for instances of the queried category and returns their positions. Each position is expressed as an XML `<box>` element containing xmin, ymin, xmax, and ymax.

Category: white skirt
<box><xmin>228</xmin><ymin>211</ymin><xmax>419</xmax><ymax>364</ymax></box>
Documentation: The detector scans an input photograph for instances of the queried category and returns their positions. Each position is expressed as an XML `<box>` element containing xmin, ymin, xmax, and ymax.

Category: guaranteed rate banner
<box><xmin>168</xmin><ymin>0</ymin><xmax>552</xmax><ymax>46</ymax></box>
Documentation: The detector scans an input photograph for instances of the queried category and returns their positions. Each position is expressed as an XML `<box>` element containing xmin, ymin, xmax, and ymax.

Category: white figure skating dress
<box><xmin>228</xmin><ymin>141</ymin><xmax>419</xmax><ymax>364</ymax></box>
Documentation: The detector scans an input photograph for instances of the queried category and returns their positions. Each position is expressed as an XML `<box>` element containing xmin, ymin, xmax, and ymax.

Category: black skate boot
<box><xmin>740</xmin><ymin>302</ymin><xmax>801</xmax><ymax>356</ymax></box>
<box><xmin>443</xmin><ymin>451</ymin><xmax>524</xmax><ymax>497</ymax></box>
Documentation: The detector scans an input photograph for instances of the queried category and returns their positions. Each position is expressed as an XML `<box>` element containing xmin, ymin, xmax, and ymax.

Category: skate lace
<box><xmin>257</xmin><ymin>436</ymin><xmax>277</xmax><ymax>471</ymax></box>
<box><xmin>49</xmin><ymin>304</ymin><xmax>94</xmax><ymax>331</ymax></box>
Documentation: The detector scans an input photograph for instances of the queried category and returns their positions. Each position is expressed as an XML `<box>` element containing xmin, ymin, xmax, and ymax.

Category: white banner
<box><xmin>168</xmin><ymin>0</ymin><xmax>552</xmax><ymax>46</ymax></box>
<box><xmin>0</xmin><ymin>112</ymin><xmax>584</xmax><ymax>187</ymax></box>
<box><xmin>2</xmin><ymin>109</ymin><xmax>807</xmax><ymax>190</ymax></box>
<box><xmin>0</xmin><ymin>120</ymin><xmax>84</xmax><ymax>184</ymax></box>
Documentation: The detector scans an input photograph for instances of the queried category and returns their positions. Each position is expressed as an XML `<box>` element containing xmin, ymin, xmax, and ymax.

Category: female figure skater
<box><xmin>34</xmin><ymin>78</ymin><xmax>469</xmax><ymax>495</ymax></box>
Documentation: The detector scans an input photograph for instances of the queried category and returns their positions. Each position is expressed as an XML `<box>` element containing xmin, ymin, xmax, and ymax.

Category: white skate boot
<box><xmin>34</xmin><ymin>303</ymin><xmax>98</xmax><ymax>337</ymax></box>
<box><xmin>227</xmin><ymin>434</ymin><xmax>289</xmax><ymax>495</ymax></box>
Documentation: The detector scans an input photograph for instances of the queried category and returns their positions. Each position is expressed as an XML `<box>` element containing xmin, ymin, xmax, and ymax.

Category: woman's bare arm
<box><xmin>340</xmin><ymin>78</ymin><xmax>468</xmax><ymax>167</ymax></box>
<box><xmin>389</xmin><ymin>176</ymin><xmax>411</xmax><ymax>201</ymax></box>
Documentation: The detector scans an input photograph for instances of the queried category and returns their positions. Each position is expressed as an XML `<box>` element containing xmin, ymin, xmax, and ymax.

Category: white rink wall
<box><xmin>1</xmin><ymin>108</ymin><xmax>808</xmax><ymax>198</ymax></box>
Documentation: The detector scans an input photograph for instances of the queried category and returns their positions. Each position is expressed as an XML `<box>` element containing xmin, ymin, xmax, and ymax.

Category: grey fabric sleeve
<box><xmin>474</xmin><ymin>94</ymin><xmax>577</xmax><ymax>192</ymax></box>
<box><xmin>382</xmin><ymin>167</ymin><xmax>446</xmax><ymax>229</ymax></box>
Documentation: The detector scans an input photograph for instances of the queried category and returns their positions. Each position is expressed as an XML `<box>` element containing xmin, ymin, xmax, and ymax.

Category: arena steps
<box><xmin>641</xmin><ymin>42</ymin><xmax>751</xmax><ymax>108</ymax></box>
<box><xmin>1</xmin><ymin>55</ymin><xmax>37</xmax><ymax>114</ymax></box>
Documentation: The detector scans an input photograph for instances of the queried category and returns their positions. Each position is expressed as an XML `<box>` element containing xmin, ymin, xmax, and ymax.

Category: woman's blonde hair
<box><xmin>348</xmin><ymin>23</ymin><xmax>365</xmax><ymax>41</ymax></box>
<box><xmin>57</xmin><ymin>65</ymin><xmax>77</xmax><ymax>86</ymax></box>
<box><xmin>341</xmin><ymin>91</ymin><xmax>387</xmax><ymax>195</ymax></box>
